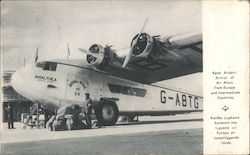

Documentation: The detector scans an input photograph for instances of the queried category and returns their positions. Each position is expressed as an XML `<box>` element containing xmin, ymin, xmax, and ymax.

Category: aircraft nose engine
<box><xmin>86</xmin><ymin>44</ymin><xmax>105</xmax><ymax>66</ymax></box>
<box><xmin>79</xmin><ymin>44</ymin><xmax>121</xmax><ymax>68</ymax></box>
<box><xmin>130</xmin><ymin>33</ymin><xmax>153</xmax><ymax>58</ymax></box>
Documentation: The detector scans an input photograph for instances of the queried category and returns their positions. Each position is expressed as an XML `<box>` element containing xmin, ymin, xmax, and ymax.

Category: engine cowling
<box><xmin>131</xmin><ymin>33</ymin><xmax>153</xmax><ymax>58</ymax></box>
<box><xmin>86</xmin><ymin>44</ymin><xmax>105</xmax><ymax>66</ymax></box>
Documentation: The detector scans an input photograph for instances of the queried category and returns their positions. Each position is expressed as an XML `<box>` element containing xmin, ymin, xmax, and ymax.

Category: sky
<box><xmin>1</xmin><ymin>1</ymin><xmax>202</xmax><ymax>95</ymax></box>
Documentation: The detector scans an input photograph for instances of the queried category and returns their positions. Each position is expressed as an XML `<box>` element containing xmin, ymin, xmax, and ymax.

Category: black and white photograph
<box><xmin>1</xmin><ymin>1</ymin><xmax>204</xmax><ymax>155</ymax></box>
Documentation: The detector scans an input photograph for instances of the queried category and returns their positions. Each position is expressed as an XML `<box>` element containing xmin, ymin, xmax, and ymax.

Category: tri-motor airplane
<box><xmin>11</xmin><ymin>21</ymin><xmax>203</xmax><ymax>125</ymax></box>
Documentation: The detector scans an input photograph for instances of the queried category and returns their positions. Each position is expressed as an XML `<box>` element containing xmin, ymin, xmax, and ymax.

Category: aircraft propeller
<box><xmin>78</xmin><ymin>48</ymin><xmax>103</xmax><ymax>60</ymax></box>
<box><xmin>122</xmin><ymin>18</ymin><xmax>149</xmax><ymax>68</ymax></box>
<box><xmin>34</xmin><ymin>47</ymin><xmax>39</xmax><ymax>63</ymax></box>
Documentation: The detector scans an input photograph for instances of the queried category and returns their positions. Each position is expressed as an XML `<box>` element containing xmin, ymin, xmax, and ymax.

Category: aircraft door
<box><xmin>65</xmin><ymin>73</ymin><xmax>89</xmax><ymax>103</ymax></box>
<box><xmin>88</xmin><ymin>71</ymin><xmax>104</xmax><ymax>99</ymax></box>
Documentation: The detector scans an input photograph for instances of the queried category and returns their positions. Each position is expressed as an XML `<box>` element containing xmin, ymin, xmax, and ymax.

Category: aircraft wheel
<box><xmin>96</xmin><ymin>101</ymin><xmax>119</xmax><ymax>126</ymax></box>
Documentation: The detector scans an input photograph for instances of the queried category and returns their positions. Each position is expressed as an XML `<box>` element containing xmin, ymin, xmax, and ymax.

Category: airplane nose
<box><xmin>11</xmin><ymin>67</ymin><xmax>30</xmax><ymax>98</ymax></box>
<box><xmin>12</xmin><ymin>65</ymin><xmax>47</xmax><ymax>103</ymax></box>
<box><xmin>11</xmin><ymin>67</ymin><xmax>24</xmax><ymax>95</ymax></box>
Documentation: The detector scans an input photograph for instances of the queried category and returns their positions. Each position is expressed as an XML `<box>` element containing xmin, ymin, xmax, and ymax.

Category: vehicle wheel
<box><xmin>96</xmin><ymin>101</ymin><xmax>119</xmax><ymax>126</ymax></box>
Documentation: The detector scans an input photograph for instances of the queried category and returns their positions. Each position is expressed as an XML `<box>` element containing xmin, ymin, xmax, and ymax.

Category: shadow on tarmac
<box><xmin>116</xmin><ymin>118</ymin><xmax>203</xmax><ymax>126</ymax></box>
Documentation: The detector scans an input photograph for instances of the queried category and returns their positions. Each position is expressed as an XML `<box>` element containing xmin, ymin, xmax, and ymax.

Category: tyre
<box><xmin>96</xmin><ymin>101</ymin><xmax>119</xmax><ymax>126</ymax></box>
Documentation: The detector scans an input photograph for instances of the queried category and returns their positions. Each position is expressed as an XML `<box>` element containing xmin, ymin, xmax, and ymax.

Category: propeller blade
<box><xmin>35</xmin><ymin>47</ymin><xmax>39</xmax><ymax>63</ymax></box>
<box><xmin>122</xmin><ymin>18</ymin><xmax>149</xmax><ymax>68</ymax></box>
<box><xmin>115</xmin><ymin>47</ymin><xmax>130</xmax><ymax>57</ymax></box>
<box><xmin>78</xmin><ymin>48</ymin><xmax>103</xmax><ymax>59</ymax></box>
<box><xmin>140</xmin><ymin>18</ymin><xmax>148</xmax><ymax>34</ymax></box>
<box><xmin>132</xmin><ymin>18</ymin><xmax>149</xmax><ymax>47</ymax></box>
<box><xmin>79</xmin><ymin>48</ymin><xmax>89</xmax><ymax>54</ymax></box>
<box><xmin>122</xmin><ymin>48</ymin><xmax>133</xmax><ymax>68</ymax></box>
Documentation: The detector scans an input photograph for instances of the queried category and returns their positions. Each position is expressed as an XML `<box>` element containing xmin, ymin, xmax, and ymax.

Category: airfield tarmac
<box><xmin>1</xmin><ymin>113</ymin><xmax>203</xmax><ymax>155</ymax></box>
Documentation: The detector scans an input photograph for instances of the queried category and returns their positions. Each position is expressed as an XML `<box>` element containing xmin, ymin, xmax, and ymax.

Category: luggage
<box><xmin>48</xmin><ymin>104</ymin><xmax>92</xmax><ymax>131</ymax></box>
<box><xmin>52</xmin><ymin>118</ymin><xmax>66</xmax><ymax>131</ymax></box>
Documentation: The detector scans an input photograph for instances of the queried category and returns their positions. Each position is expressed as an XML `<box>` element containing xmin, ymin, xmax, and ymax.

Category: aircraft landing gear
<box><xmin>95</xmin><ymin>100</ymin><xmax>119</xmax><ymax>126</ymax></box>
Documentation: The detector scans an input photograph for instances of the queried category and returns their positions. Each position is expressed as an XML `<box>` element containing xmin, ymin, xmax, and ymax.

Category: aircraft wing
<box><xmin>124</xmin><ymin>32</ymin><xmax>202</xmax><ymax>83</ymax></box>
<box><xmin>80</xmin><ymin>31</ymin><xmax>202</xmax><ymax>84</ymax></box>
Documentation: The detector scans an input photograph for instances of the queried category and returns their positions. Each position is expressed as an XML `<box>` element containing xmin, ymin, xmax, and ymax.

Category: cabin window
<box><xmin>108</xmin><ymin>84</ymin><xmax>146</xmax><ymax>97</ymax></box>
<box><xmin>121</xmin><ymin>86</ymin><xmax>135</xmax><ymax>96</ymax></box>
<box><xmin>43</xmin><ymin>62</ymin><xmax>57</xmax><ymax>71</ymax></box>
<box><xmin>133</xmin><ymin>87</ymin><xmax>147</xmax><ymax>97</ymax></box>
<box><xmin>36</xmin><ymin>62</ymin><xmax>45</xmax><ymax>68</ymax></box>
<box><xmin>108</xmin><ymin>84</ymin><xmax>122</xmax><ymax>93</ymax></box>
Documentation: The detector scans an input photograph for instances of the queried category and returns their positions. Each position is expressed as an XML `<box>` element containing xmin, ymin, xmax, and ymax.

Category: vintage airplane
<box><xmin>11</xmin><ymin>22</ymin><xmax>203</xmax><ymax>125</ymax></box>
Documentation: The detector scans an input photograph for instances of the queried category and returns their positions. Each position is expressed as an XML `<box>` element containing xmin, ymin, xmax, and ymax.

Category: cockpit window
<box><xmin>36</xmin><ymin>62</ymin><xmax>45</xmax><ymax>68</ymax></box>
<box><xmin>43</xmin><ymin>62</ymin><xmax>57</xmax><ymax>71</ymax></box>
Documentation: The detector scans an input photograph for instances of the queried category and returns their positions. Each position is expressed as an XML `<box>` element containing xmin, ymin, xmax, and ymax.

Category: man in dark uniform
<box><xmin>84</xmin><ymin>93</ymin><xmax>92</xmax><ymax>129</ymax></box>
<box><xmin>7</xmin><ymin>103</ymin><xmax>14</xmax><ymax>129</ymax></box>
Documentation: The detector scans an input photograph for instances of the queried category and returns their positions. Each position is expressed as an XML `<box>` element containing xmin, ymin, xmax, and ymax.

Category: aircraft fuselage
<box><xmin>12</xmin><ymin>59</ymin><xmax>203</xmax><ymax>124</ymax></box>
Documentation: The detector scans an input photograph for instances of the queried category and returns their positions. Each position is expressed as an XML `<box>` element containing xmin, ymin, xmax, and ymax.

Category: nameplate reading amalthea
<box><xmin>35</xmin><ymin>75</ymin><xmax>57</xmax><ymax>82</ymax></box>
